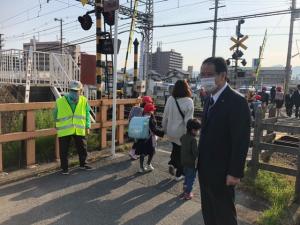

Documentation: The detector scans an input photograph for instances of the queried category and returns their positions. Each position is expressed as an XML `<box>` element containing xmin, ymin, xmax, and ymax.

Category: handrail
<box><xmin>0</xmin><ymin>98</ymin><xmax>140</xmax><ymax>173</ymax></box>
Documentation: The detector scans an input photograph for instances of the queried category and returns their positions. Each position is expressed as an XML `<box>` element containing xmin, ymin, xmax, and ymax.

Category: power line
<box><xmin>0</xmin><ymin>0</ymin><xmax>47</xmax><ymax>24</ymax></box>
<box><xmin>158</xmin><ymin>32</ymin><xmax>300</xmax><ymax>46</ymax></box>
<box><xmin>34</xmin><ymin>26</ymin><xmax>139</xmax><ymax>52</ymax></box>
<box><xmin>5</xmin><ymin>19</ymin><xmax>131</xmax><ymax>42</ymax></box>
<box><xmin>155</xmin><ymin>0</ymin><xmax>210</xmax><ymax>13</ymax></box>
<box><xmin>37</xmin><ymin>30</ymin><xmax>300</xmax><ymax>53</ymax></box>
<box><xmin>6</xmin><ymin>20</ymin><xmax>78</xmax><ymax>40</ymax></box>
<box><xmin>1</xmin><ymin>2</ymin><xmax>85</xmax><ymax>29</ymax></box>
<box><xmin>153</xmin><ymin>8</ymin><xmax>298</xmax><ymax>28</ymax></box>
<box><xmin>52</xmin><ymin>0</ymin><xmax>90</xmax><ymax>10</ymax></box>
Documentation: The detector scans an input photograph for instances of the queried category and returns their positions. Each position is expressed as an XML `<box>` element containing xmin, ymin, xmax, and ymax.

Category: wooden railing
<box><xmin>0</xmin><ymin>98</ymin><xmax>140</xmax><ymax>172</ymax></box>
<box><xmin>249</xmin><ymin>107</ymin><xmax>300</xmax><ymax>201</ymax></box>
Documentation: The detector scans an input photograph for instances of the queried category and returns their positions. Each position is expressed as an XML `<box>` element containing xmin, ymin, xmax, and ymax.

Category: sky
<box><xmin>1</xmin><ymin>0</ymin><xmax>300</xmax><ymax>74</ymax></box>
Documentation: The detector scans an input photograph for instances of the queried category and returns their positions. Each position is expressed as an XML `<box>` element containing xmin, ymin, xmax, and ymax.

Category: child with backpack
<box><xmin>128</xmin><ymin>96</ymin><xmax>154</xmax><ymax>160</ymax></box>
<box><xmin>180</xmin><ymin>118</ymin><xmax>201</xmax><ymax>200</ymax></box>
<box><xmin>130</xmin><ymin>103</ymin><xmax>164</xmax><ymax>173</ymax></box>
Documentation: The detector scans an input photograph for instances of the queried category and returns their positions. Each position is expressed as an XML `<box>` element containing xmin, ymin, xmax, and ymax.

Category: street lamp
<box><xmin>54</xmin><ymin>18</ymin><xmax>63</xmax><ymax>54</ymax></box>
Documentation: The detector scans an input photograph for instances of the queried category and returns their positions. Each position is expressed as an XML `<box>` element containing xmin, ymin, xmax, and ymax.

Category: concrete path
<box><xmin>0</xmin><ymin>143</ymin><xmax>266</xmax><ymax>225</ymax></box>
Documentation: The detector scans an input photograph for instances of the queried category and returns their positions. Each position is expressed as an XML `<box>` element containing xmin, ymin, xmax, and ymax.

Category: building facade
<box><xmin>226</xmin><ymin>67</ymin><xmax>286</xmax><ymax>89</ymax></box>
<box><xmin>151</xmin><ymin>47</ymin><xmax>183</xmax><ymax>76</ymax></box>
<box><xmin>23</xmin><ymin>40</ymin><xmax>81</xmax><ymax>68</ymax></box>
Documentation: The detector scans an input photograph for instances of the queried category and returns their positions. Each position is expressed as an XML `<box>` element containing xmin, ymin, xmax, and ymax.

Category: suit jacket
<box><xmin>292</xmin><ymin>90</ymin><xmax>300</xmax><ymax>107</ymax></box>
<box><xmin>197</xmin><ymin>85</ymin><xmax>251</xmax><ymax>185</ymax></box>
<box><xmin>285</xmin><ymin>94</ymin><xmax>294</xmax><ymax>108</ymax></box>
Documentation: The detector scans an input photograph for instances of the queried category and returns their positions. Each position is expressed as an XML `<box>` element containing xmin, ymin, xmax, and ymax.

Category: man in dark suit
<box><xmin>198</xmin><ymin>57</ymin><xmax>251</xmax><ymax>225</ymax></box>
<box><xmin>292</xmin><ymin>85</ymin><xmax>300</xmax><ymax>118</ymax></box>
<box><xmin>285</xmin><ymin>89</ymin><xmax>294</xmax><ymax>117</ymax></box>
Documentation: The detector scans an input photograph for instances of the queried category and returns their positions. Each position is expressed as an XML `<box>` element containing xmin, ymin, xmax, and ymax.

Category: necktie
<box><xmin>207</xmin><ymin>97</ymin><xmax>215</xmax><ymax>115</ymax></box>
<box><xmin>209</xmin><ymin>97</ymin><xmax>214</xmax><ymax>107</ymax></box>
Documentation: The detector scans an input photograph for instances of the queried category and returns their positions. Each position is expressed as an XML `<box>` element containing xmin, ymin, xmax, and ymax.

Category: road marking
<box><xmin>157</xmin><ymin>149</ymin><xmax>171</xmax><ymax>154</ymax></box>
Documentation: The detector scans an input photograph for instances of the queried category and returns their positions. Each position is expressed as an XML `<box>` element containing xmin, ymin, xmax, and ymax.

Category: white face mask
<box><xmin>200</xmin><ymin>77</ymin><xmax>216</xmax><ymax>93</ymax></box>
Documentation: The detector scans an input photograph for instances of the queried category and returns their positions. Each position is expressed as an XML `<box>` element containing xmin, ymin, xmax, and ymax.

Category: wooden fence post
<box><xmin>0</xmin><ymin>113</ymin><xmax>2</xmax><ymax>172</ymax></box>
<box><xmin>55</xmin><ymin>136</ymin><xmax>60</xmax><ymax>161</ymax></box>
<box><xmin>117</xmin><ymin>104</ymin><xmax>125</xmax><ymax>145</ymax></box>
<box><xmin>26</xmin><ymin>110</ymin><xmax>36</xmax><ymax>167</ymax></box>
<box><xmin>101</xmin><ymin>105</ymin><xmax>108</xmax><ymax>149</ymax></box>
<box><xmin>249</xmin><ymin>106</ymin><xmax>263</xmax><ymax>179</ymax></box>
<box><xmin>294</xmin><ymin>143</ymin><xmax>300</xmax><ymax>203</ymax></box>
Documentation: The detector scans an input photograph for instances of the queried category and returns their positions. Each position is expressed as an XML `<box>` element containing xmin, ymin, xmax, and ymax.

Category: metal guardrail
<box><xmin>0</xmin><ymin>49</ymin><xmax>80</xmax><ymax>95</ymax></box>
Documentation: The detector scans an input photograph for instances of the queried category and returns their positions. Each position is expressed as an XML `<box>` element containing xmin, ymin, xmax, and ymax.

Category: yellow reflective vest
<box><xmin>55</xmin><ymin>96</ymin><xmax>87</xmax><ymax>137</ymax></box>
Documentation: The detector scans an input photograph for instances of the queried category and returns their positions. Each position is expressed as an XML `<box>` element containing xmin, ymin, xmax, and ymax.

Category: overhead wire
<box><xmin>155</xmin><ymin>0</ymin><xmax>210</xmax><ymax>13</ymax></box>
<box><xmin>153</xmin><ymin>8</ymin><xmax>298</xmax><ymax>28</ymax></box>
<box><xmin>1</xmin><ymin>2</ymin><xmax>87</xmax><ymax>29</ymax></box>
<box><xmin>0</xmin><ymin>0</ymin><xmax>48</xmax><ymax>24</ymax></box>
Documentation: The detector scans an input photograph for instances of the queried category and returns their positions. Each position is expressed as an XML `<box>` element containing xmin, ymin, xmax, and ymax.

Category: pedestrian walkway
<box><xmin>0</xmin><ymin>147</ymin><xmax>266</xmax><ymax>225</ymax></box>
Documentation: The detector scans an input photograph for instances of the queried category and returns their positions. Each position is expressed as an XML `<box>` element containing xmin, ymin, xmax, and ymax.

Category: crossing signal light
<box><xmin>103</xmin><ymin>11</ymin><xmax>115</xmax><ymax>26</ymax></box>
<box><xmin>78</xmin><ymin>14</ymin><xmax>93</xmax><ymax>30</ymax></box>
<box><xmin>232</xmin><ymin>49</ymin><xmax>243</xmax><ymax>60</ymax></box>
<box><xmin>241</xmin><ymin>59</ymin><xmax>247</xmax><ymax>66</ymax></box>
<box><xmin>226</xmin><ymin>59</ymin><xmax>231</xmax><ymax>66</ymax></box>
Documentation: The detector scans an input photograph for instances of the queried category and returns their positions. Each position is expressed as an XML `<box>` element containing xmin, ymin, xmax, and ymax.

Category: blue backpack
<box><xmin>128</xmin><ymin>116</ymin><xmax>150</xmax><ymax>139</ymax></box>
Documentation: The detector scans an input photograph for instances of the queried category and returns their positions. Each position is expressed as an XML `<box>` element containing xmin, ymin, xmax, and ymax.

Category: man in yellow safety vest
<box><xmin>54</xmin><ymin>80</ymin><xmax>92</xmax><ymax>175</ymax></box>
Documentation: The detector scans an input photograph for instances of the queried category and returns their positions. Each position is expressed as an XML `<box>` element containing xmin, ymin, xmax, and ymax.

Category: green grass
<box><xmin>3</xmin><ymin>110</ymin><xmax>101</xmax><ymax>170</ymax></box>
<box><xmin>242</xmin><ymin>170</ymin><xmax>295</xmax><ymax>225</ymax></box>
<box><xmin>35</xmin><ymin>110</ymin><xmax>55</xmax><ymax>129</ymax></box>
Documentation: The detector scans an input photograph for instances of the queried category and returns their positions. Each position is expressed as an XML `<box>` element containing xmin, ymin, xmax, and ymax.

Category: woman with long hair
<box><xmin>162</xmin><ymin>80</ymin><xmax>194</xmax><ymax>181</ymax></box>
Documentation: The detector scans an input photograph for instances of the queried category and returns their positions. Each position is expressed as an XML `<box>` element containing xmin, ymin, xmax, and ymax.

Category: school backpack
<box><xmin>128</xmin><ymin>106</ymin><xmax>143</xmax><ymax>122</ymax></box>
<box><xmin>128</xmin><ymin>116</ymin><xmax>150</xmax><ymax>139</ymax></box>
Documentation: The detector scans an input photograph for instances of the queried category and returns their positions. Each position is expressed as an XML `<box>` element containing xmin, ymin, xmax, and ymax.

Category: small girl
<box><xmin>135</xmin><ymin>103</ymin><xmax>164</xmax><ymax>173</ymax></box>
<box><xmin>128</xmin><ymin>96</ymin><xmax>154</xmax><ymax>160</ymax></box>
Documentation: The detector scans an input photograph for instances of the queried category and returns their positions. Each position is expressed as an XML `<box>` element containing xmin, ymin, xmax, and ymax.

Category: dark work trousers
<box><xmin>199</xmin><ymin>181</ymin><xmax>237</xmax><ymax>225</ymax></box>
<box><xmin>59</xmin><ymin>135</ymin><xmax>87</xmax><ymax>171</ymax></box>
<box><xmin>168</xmin><ymin>142</ymin><xmax>183</xmax><ymax>177</ymax></box>
<box><xmin>286</xmin><ymin>107</ymin><xmax>293</xmax><ymax>117</ymax></box>
<box><xmin>295</xmin><ymin>106</ymin><xmax>300</xmax><ymax>118</ymax></box>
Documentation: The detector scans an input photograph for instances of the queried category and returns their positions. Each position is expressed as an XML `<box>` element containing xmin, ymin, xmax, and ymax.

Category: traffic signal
<box><xmin>103</xmin><ymin>11</ymin><xmax>115</xmax><ymax>26</ymax></box>
<box><xmin>78</xmin><ymin>14</ymin><xmax>93</xmax><ymax>30</ymax></box>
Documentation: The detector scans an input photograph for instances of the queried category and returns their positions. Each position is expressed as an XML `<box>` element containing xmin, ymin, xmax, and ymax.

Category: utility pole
<box><xmin>0</xmin><ymin>34</ymin><xmax>3</xmax><ymax>50</ymax></box>
<box><xmin>212</xmin><ymin>0</ymin><xmax>218</xmax><ymax>57</ymax></box>
<box><xmin>54</xmin><ymin>18</ymin><xmax>63</xmax><ymax>54</ymax></box>
<box><xmin>284</xmin><ymin>0</ymin><xmax>296</xmax><ymax>94</ymax></box>
<box><xmin>210</xmin><ymin>1</ymin><xmax>225</xmax><ymax>57</ymax></box>
<box><xmin>95</xmin><ymin>0</ymin><xmax>103</xmax><ymax>99</ymax></box>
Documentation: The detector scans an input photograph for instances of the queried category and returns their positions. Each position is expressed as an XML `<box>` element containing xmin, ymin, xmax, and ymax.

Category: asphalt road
<box><xmin>0</xmin><ymin>143</ymin><xmax>265</xmax><ymax>225</ymax></box>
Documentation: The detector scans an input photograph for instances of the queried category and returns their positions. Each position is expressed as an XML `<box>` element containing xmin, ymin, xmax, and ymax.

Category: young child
<box><xmin>128</xmin><ymin>96</ymin><xmax>154</xmax><ymax>160</ymax></box>
<box><xmin>250</xmin><ymin>95</ymin><xmax>262</xmax><ymax>119</ymax></box>
<box><xmin>180</xmin><ymin>118</ymin><xmax>201</xmax><ymax>200</ymax></box>
<box><xmin>135</xmin><ymin>103</ymin><xmax>164</xmax><ymax>173</ymax></box>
